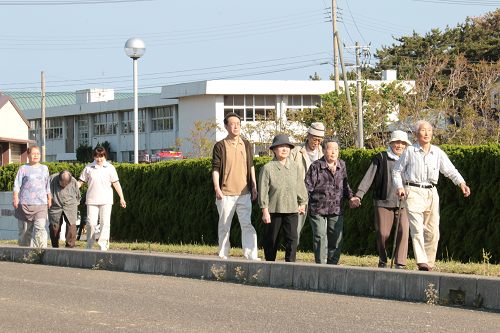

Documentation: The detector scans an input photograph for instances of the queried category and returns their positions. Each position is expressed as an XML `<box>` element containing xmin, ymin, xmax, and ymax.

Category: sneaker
<box><xmin>219</xmin><ymin>255</ymin><xmax>229</xmax><ymax>259</ymax></box>
<box><xmin>248</xmin><ymin>257</ymin><xmax>261</xmax><ymax>261</ymax></box>
<box><xmin>378</xmin><ymin>262</ymin><xmax>387</xmax><ymax>268</ymax></box>
<box><xmin>395</xmin><ymin>264</ymin><xmax>405</xmax><ymax>269</ymax></box>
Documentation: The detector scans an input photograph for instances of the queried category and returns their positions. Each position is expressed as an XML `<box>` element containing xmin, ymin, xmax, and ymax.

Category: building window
<box><xmin>29</xmin><ymin>120</ymin><xmax>41</xmax><ymax>142</ymax></box>
<box><xmin>45</xmin><ymin>117</ymin><xmax>63</xmax><ymax>140</ymax></box>
<box><xmin>224</xmin><ymin>95</ymin><xmax>277</xmax><ymax>121</ymax></box>
<box><xmin>93</xmin><ymin>113</ymin><xmax>117</xmax><ymax>136</ymax></box>
<box><xmin>152</xmin><ymin>107</ymin><xmax>174</xmax><ymax>131</ymax></box>
<box><xmin>77</xmin><ymin>115</ymin><xmax>88</xmax><ymax>145</ymax></box>
<box><xmin>122</xmin><ymin>110</ymin><xmax>146</xmax><ymax>134</ymax></box>
<box><xmin>122</xmin><ymin>150</ymin><xmax>146</xmax><ymax>163</ymax></box>
<box><xmin>287</xmin><ymin>95</ymin><xmax>322</xmax><ymax>112</ymax></box>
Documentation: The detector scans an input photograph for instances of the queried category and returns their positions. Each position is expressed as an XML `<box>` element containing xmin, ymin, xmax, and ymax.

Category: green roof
<box><xmin>2</xmin><ymin>91</ymin><xmax>159</xmax><ymax>111</ymax></box>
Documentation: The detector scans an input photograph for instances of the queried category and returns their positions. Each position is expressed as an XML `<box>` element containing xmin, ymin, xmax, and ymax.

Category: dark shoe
<box><xmin>395</xmin><ymin>264</ymin><xmax>404</xmax><ymax>269</ymax></box>
<box><xmin>378</xmin><ymin>262</ymin><xmax>387</xmax><ymax>268</ymax></box>
<box><xmin>417</xmin><ymin>263</ymin><xmax>432</xmax><ymax>271</ymax></box>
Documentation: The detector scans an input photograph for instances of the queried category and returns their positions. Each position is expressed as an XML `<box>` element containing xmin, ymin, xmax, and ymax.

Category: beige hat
<box><xmin>308</xmin><ymin>122</ymin><xmax>325</xmax><ymax>137</ymax></box>
<box><xmin>390</xmin><ymin>130</ymin><xmax>412</xmax><ymax>146</ymax></box>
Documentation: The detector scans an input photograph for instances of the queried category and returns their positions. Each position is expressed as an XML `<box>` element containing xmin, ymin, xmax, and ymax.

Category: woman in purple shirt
<box><xmin>12</xmin><ymin>146</ymin><xmax>52</xmax><ymax>248</ymax></box>
<box><xmin>304</xmin><ymin>138</ymin><xmax>353</xmax><ymax>264</ymax></box>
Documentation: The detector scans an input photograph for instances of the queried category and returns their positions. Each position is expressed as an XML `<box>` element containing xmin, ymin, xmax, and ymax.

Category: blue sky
<box><xmin>0</xmin><ymin>0</ymin><xmax>497</xmax><ymax>93</ymax></box>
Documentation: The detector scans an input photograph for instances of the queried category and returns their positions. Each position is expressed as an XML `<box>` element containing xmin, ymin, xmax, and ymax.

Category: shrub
<box><xmin>1</xmin><ymin>144</ymin><xmax>498</xmax><ymax>263</ymax></box>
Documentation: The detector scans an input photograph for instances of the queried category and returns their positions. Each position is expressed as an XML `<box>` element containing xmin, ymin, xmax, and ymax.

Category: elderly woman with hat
<box><xmin>258</xmin><ymin>134</ymin><xmax>308</xmax><ymax>262</ymax></box>
<box><xmin>350</xmin><ymin>130</ymin><xmax>412</xmax><ymax>269</ymax></box>
<box><xmin>304</xmin><ymin>137</ymin><xmax>354</xmax><ymax>265</ymax></box>
<box><xmin>289</xmin><ymin>122</ymin><xmax>325</xmax><ymax>244</ymax></box>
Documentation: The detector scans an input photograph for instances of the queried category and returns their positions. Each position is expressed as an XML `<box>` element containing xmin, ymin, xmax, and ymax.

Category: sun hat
<box><xmin>390</xmin><ymin>130</ymin><xmax>412</xmax><ymax>146</ymax></box>
<box><xmin>269</xmin><ymin>134</ymin><xmax>295</xmax><ymax>150</ymax></box>
<box><xmin>308</xmin><ymin>122</ymin><xmax>325</xmax><ymax>137</ymax></box>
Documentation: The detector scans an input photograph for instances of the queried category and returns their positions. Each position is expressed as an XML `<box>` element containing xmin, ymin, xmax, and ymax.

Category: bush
<box><xmin>1</xmin><ymin>144</ymin><xmax>498</xmax><ymax>263</ymax></box>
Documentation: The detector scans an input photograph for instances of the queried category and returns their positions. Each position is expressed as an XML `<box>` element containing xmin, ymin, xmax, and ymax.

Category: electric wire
<box><xmin>0</xmin><ymin>0</ymin><xmax>150</xmax><ymax>5</ymax></box>
<box><xmin>344</xmin><ymin>0</ymin><xmax>369</xmax><ymax>45</ymax></box>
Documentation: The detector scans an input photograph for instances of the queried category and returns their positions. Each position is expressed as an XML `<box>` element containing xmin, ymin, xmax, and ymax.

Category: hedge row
<box><xmin>1</xmin><ymin>144</ymin><xmax>499</xmax><ymax>263</ymax></box>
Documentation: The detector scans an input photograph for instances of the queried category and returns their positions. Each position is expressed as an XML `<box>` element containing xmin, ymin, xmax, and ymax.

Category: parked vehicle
<box><xmin>151</xmin><ymin>151</ymin><xmax>187</xmax><ymax>163</ymax></box>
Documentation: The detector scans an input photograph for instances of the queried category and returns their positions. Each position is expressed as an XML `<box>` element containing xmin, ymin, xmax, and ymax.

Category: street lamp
<box><xmin>124</xmin><ymin>37</ymin><xmax>146</xmax><ymax>164</ymax></box>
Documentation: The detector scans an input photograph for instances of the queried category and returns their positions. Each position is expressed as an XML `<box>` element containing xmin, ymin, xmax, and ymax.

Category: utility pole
<box><xmin>356</xmin><ymin>42</ymin><xmax>364</xmax><ymax>149</ymax></box>
<box><xmin>332</xmin><ymin>0</ymin><xmax>339</xmax><ymax>93</ymax></box>
<box><xmin>335</xmin><ymin>31</ymin><xmax>357</xmax><ymax>147</ymax></box>
<box><xmin>41</xmin><ymin>71</ymin><xmax>46</xmax><ymax>162</ymax></box>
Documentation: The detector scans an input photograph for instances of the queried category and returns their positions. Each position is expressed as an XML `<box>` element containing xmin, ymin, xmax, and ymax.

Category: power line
<box><xmin>344</xmin><ymin>0</ymin><xmax>369</xmax><ymax>45</ymax></box>
<box><xmin>411</xmin><ymin>0</ymin><xmax>500</xmax><ymax>5</ymax></box>
<box><xmin>0</xmin><ymin>52</ymin><xmax>332</xmax><ymax>88</ymax></box>
<box><xmin>0</xmin><ymin>0</ymin><xmax>150</xmax><ymax>5</ymax></box>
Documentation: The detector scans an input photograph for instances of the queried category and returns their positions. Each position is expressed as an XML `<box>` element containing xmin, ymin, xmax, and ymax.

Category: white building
<box><xmin>18</xmin><ymin>73</ymin><xmax>411</xmax><ymax>162</ymax></box>
<box><xmin>0</xmin><ymin>92</ymin><xmax>35</xmax><ymax>165</ymax></box>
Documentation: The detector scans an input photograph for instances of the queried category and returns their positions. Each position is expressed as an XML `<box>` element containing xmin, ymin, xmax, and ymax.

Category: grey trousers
<box><xmin>296</xmin><ymin>204</ymin><xmax>308</xmax><ymax>246</ymax></box>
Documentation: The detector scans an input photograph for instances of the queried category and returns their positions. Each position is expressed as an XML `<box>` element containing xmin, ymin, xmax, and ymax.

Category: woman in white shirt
<box><xmin>78</xmin><ymin>146</ymin><xmax>126</xmax><ymax>251</ymax></box>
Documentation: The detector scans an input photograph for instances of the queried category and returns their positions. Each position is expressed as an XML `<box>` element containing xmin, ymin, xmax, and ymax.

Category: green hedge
<box><xmin>1</xmin><ymin>144</ymin><xmax>499</xmax><ymax>263</ymax></box>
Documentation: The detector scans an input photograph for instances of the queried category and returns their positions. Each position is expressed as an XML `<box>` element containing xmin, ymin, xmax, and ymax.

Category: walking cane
<box><xmin>390</xmin><ymin>198</ymin><xmax>403</xmax><ymax>269</ymax></box>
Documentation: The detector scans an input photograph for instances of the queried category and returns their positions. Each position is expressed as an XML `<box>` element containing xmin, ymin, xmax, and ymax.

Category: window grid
<box><xmin>29</xmin><ymin>120</ymin><xmax>41</xmax><ymax>142</ymax></box>
<box><xmin>77</xmin><ymin>115</ymin><xmax>88</xmax><ymax>145</ymax></box>
<box><xmin>93</xmin><ymin>113</ymin><xmax>117</xmax><ymax>136</ymax></box>
<box><xmin>152</xmin><ymin>107</ymin><xmax>174</xmax><ymax>131</ymax></box>
<box><xmin>45</xmin><ymin>117</ymin><xmax>63</xmax><ymax>140</ymax></box>
<box><xmin>224</xmin><ymin>95</ymin><xmax>276</xmax><ymax>121</ymax></box>
<box><xmin>122</xmin><ymin>110</ymin><xmax>146</xmax><ymax>134</ymax></box>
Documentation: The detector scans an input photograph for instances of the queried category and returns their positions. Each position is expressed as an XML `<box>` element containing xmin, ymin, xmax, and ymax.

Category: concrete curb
<box><xmin>1</xmin><ymin>245</ymin><xmax>498</xmax><ymax>310</ymax></box>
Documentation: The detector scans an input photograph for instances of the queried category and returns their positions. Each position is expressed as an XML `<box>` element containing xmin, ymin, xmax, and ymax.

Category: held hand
<box><xmin>251</xmin><ymin>188</ymin><xmax>258</xmax><ymax>201</ymax></box>
<box><xmin>120</xmin><ymin>199</ymin><xmax>127</xmax><ymax>208</ymax></box>
<box><xmin>262</xmin><ymin>209</ymin><xmax>271</xmax><ymax>224</ymax></box>
<box><xmin>298</xmin><ymin>205</ymin><xmax>306</xmax><ymax>215</ymax></box>
<box><xmin>460</xmin><ymin>183</ymin><xmax>471</xmax><ymax>197</ymax></box>
<box><xmin>12</xmin><ymin>197</ymin><xmax>18</xmax><ymax>209</ymax></box>
<box><xmin>349</xmin><ymin>197</ymin><xmax>361</xmax><ymax>209</ymax></box>
<box><xmin>397</xmin><ymin>188</ymin><xmax>405</xmax><ymax>199</ymax></box>
<box><xmin>215</xmin><ymin>188</ymin><xmax>224</xmax><ymax>200</ymax></box>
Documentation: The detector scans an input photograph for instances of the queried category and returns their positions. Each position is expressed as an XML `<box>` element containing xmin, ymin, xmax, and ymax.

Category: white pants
<box><xmin>216</xmin><ymin>193</ymin><xmax>258</xmax><ymax>260</ymax></box>
<box><xmin>405</xmin><ymin>186</ymin><xmax>440</xmax><ymax>267</ymax></box>
<box><xmin>86</xmin><ymin>204</ymin><xmax>112</xmax><ymax>251</ymax></box>
<box><xmin>18</xmin><ymin>219</ymin><xmax>47</xmax><ymax>248</ymax></box>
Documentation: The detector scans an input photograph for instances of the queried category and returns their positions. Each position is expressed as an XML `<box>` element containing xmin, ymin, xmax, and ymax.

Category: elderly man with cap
<box><xmin>393</xmin><ymin>121</ymin><xmax>471</xmax><ymax>271</ymax></box>
<box><xmin>350</xmin><ymin>130</ymin><xmax>412</xmax><ymax>269</ymax></box>
<box><xmin>48</xmin><ymin>170</ymin><xmax>81</xmax><ymax>248</ymax></box>
<box><xmin>259</xmin><ymin>134</ymin><xmax>308</xmax><ymax>262</ymax></box>
<box><xmin>289</xmin><ymin>122</ymin><xmax>325</xmax><ymax>243</ymax></box>
<box><xmin>212</xmin><ymin>112</ymin><xmax>260</xmax><ymax>260</ymax></box>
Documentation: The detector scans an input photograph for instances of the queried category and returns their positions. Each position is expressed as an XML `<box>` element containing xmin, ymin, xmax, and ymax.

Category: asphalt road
<box><xmin>0</xmin><ymin>261</ymin><xmax>498</xmax><ymax>332</ymax></box>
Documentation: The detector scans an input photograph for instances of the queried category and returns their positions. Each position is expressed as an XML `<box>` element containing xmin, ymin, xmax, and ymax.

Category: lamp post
<box><xmin>124</xmin><ymin>37</ymin><xmax>146</xmax><ymax>164</ymax></box>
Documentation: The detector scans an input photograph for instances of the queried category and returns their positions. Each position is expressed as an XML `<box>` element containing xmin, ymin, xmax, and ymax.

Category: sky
<box><xmin>0</xmin><ymin>0</ymin><xmax>498</xmax><ymax>94</ymax></box>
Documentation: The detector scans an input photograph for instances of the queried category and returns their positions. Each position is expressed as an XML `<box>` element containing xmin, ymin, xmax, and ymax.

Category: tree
<box><xmin>394</xmin><ymin>54</ymin><xmax>500</xmax><ymax>146</ymax></box>
<box><xmin>291</xmin><ymin>81</ymin><xmax>408</xmax><ymax>149</ymax></box>
<box><xmin>76</xmin><ymin>143</ymin><xmax>93</xmax><ymax>163</ymax></box>
<box><xmin>241</xmin><ymin>111</ymin><xmax>305</xmax><ymax>156</ymax></box>
<box><xmin>184</xmin><ymin>118</ymin><xmax>221</xmax><ymax>159</ymax></box>
<box><xmin>374</xmin><ymin>9</ymin><xmax>500</xmax><ymax>80</ymax></box>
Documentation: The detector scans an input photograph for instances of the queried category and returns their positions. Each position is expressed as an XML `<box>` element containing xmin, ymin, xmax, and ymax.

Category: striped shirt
<box><xmin>392</xmin><ymin>143</ymin><xmax>465</xmax><ymax>190</ymax></box>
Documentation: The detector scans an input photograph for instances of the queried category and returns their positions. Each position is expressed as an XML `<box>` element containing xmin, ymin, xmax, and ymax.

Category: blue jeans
<box><xmin>309</xmin><ymin>214</ymin><xmax>344</xmax><ymax>264</ymax></box>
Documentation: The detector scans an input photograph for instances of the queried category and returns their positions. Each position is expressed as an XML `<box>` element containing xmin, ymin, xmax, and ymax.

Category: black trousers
<box><xmin>49</xmin><ymin>213</ymin><xmax>76</xmax><ymax>248</ymax></box>
<box><xmin>263</xmin><ymin>213</ymin><xmax>298</xmax><ymax>262</ymax></box>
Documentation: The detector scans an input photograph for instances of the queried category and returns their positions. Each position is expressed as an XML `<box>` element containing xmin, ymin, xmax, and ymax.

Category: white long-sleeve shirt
<box><xmin>392</xmin><ymin>143</ymin><xmax>465</xmax><ymax>190</ymax></box>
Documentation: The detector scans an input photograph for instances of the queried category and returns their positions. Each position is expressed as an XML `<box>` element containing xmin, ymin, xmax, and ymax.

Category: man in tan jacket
<box><xmin>289</xmin><ymin>122</ymin><xmax>325</xmax><ymax>244</ymax></box>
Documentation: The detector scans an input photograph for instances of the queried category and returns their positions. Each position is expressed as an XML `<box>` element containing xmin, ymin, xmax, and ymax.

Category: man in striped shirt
<box><xmin>392</xmin><ymin>120</ymin><xmax>471</xmax><ymax>271</ymax></box>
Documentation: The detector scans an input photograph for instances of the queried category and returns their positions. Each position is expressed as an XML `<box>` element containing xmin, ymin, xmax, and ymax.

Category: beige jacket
<box><xmin>289</xmin><ymin>142</ymin><xmax>324</xmax><ymax>180</ymax></box>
